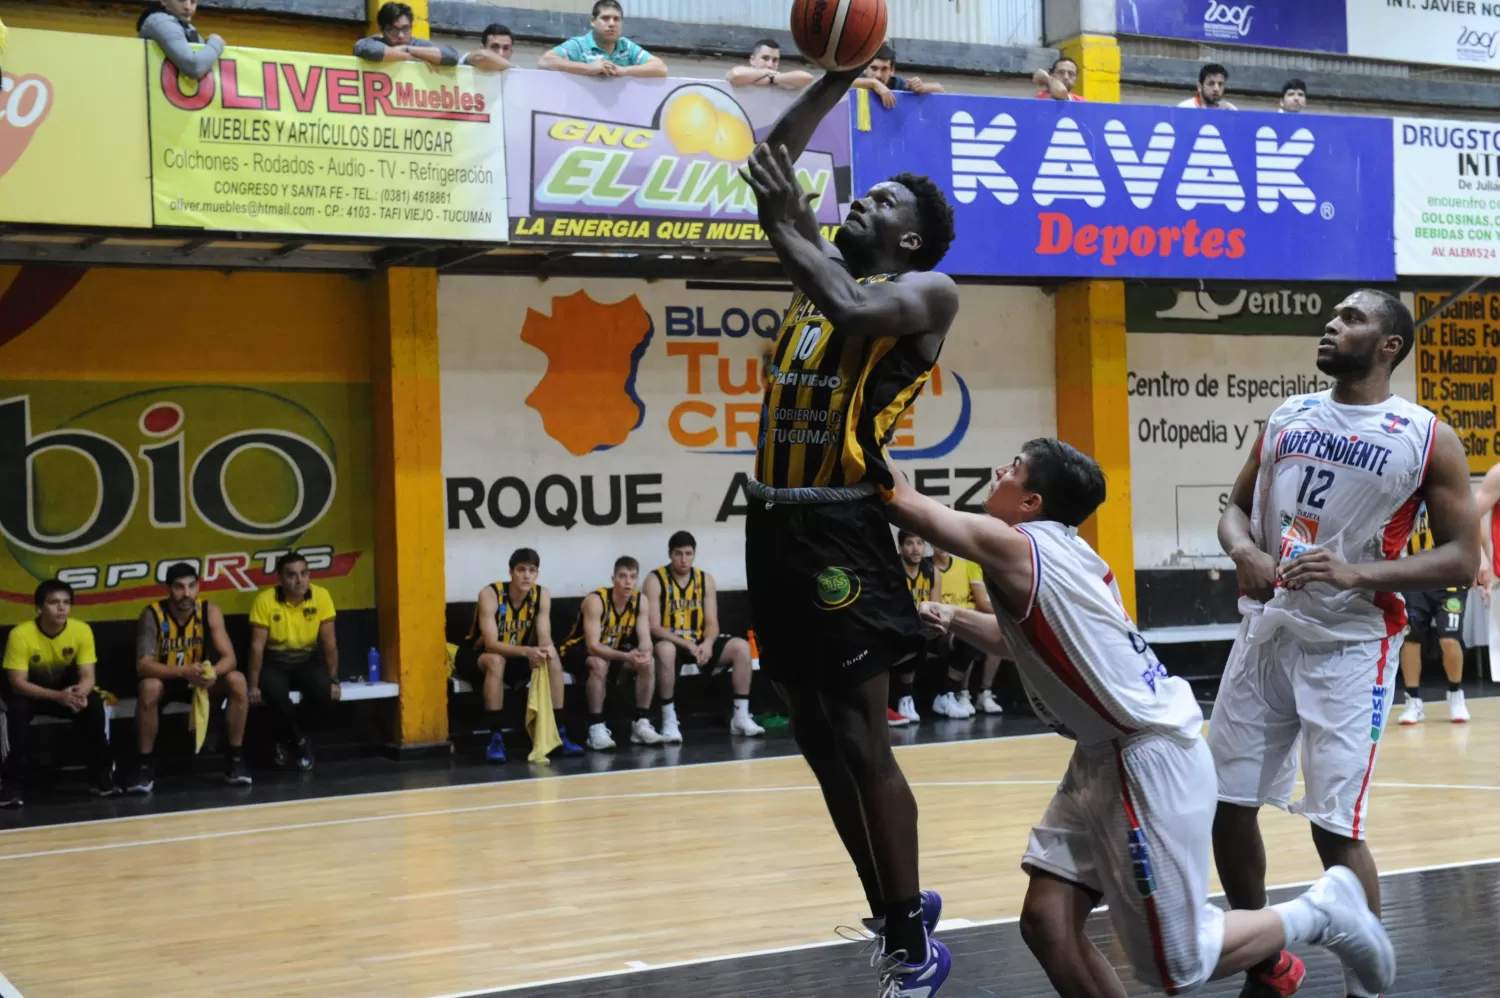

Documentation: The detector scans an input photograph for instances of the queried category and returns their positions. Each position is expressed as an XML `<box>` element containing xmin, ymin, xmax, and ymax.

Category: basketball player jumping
<box><xmin>739</xmin><ymin>69</ymin><xmax>958</xmax><ymax>995</ymax></box>
<box><xmin>888</xmin><ymin>438</ymin><xmax>1398</xmax><ymax>998</ymax></box>
<box><xmin>1211</xmin><ymin>290</ymin><xmax>1480</xmax><ymax>997</ymax></box>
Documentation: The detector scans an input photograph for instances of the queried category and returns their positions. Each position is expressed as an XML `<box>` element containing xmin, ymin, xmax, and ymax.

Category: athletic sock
<box><xmin>945</xmin><ymin>671</ymin><xmax>964</xmax><ymax>694</ymax></box>
<box><xmin>732</xmin><ymin>696</ymin><xmax>750</xmax><ymax>716</ymax></box>
<box><xmin>634</xmin><ymin>706</ymin><xmax>650</xmax><ymax>721</ymax></box>
<box><xmin>553</xmin><ymin>708</ymin><xmax>567</xmax><ymax>735</ymax></box>
<box><xmin>1404</xmin><ymin>685</ymin><xmax>1421</xmax><ymax>702</ymax></box>
<box><xmin>588</xmin><ymin>712</ymin><xmax>605</xmax><ymax>727</ymax></box>
<box><xmin>1271</xmin><ymin>894</ymin><xmax>1328</xmax><ymax>946</ymax></box>
<box><xmin>227</xmin><ymin>746</ymin><xmax>243</xmax><ymax>762</ymax></box>
<box><xmin>659</xmin><ymin>697</ymin><xmax>676</xmax><ymax>722</ymax></box>
<box><xmin>486</xmin><ymin>709</ymin><xmax>505</xmax><ymax>736</ymax></box>
<box><xmin>883</xmin><ymin>896</ymin><xmax>928</xmax><ymax>963</ymax></box>
<box><xmin>893</xmin><ymin>676</ymin><xmax>914</xmax><ymax>703</ymax></box>
<box><xmin>1448</xmin><ymin>681</ymin><xmax>1462</xmax><ymax>693</ymax></box>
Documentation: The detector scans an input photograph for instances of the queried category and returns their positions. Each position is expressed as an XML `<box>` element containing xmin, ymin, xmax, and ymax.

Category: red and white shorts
<box><xmin>1022</xmin><ymin>734</ymin><xmax>1225</xmax><ymax>995</ymax></box>
<box><xmin>1207</xmin><ymin>620</ymin><xmax>1399</xmax><ymax>839</ymax></box>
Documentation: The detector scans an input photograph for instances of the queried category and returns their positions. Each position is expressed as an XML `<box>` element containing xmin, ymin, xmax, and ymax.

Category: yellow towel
<box><xmin>0</xmin><ymin>18</ymin><xmax>9</xmax><ymax>56</ymax></box>
<box><xmin>525</xmin><ymin>662</ymin><xmax>561</xmax><ymax>762</ymax></box>
<box><xmin>190</xmin><ymin>664</ymin><xmax>213</xmax><ymax>753</ymax></box>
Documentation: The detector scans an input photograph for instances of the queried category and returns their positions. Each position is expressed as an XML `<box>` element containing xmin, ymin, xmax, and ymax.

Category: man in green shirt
<box><xmin>537</xmin><ymin>0</ymin><xmax>667</xmax><ymax>78</ymax></box>
<box><xmin>2</xmin><ymin>580</ymin><xmax>118</xmax><ymax>805</ymax></box>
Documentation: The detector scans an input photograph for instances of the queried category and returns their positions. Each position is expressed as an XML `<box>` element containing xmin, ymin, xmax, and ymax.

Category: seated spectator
<box><xmin>454</xmin><ymin>547</ymin><xmax>582</xmax><ymax>762</ymax></box>
<box><xmin>929</xmin><ymin>546</ymin><xmax>989</xmax><ymax>719</ymax></box>
<box><xmin>1179</xmin><ymin>62</ymin><xmax>1237</xmax><ymax>109</ymax></box>
<box><xmin>127</xmin><ymin>563</ymin><xmax>250</xmax><ymax>794</ymax></box>
<box><xmin>1</xmin><ymin>580</ymin><xmax>117</xmax><ymax>805</ymax></box>
<box><xmin>354</xmin><ymin>2</ymin><xmax>459</xmax><ymax>66</ymax></box>
<box><xmin>462</xmin><ymin>22</ymin><xmax>514</xmax><ymax>72</ymax></box>
<box><xmin>726</xmin><ymin>39</ymin><xmax>814</xmax><ymax>89</ymax></box>
<box><xmin>643</xmin><ymin>531</ymin><xmax>764</xmax><ymax>744</ymax></box>
<box><xmin>247</xmin><ymin>552</ymin><xmax>339</xmax><ymax>772</ymax></box>
<box><xmin>854</xmin><ymin>43</ymin><xmax>944</xmax><ymax>109</ymax></box>
<box><xmin>893</xmin><ymin>529</ymin><xmax>936</xmax><ymax>724</ymax></box>
<box><xmin>558</xmin><ymin>556</ymin><xmax>662</xmax><ymax>750</ymax></box>
<box><xmin>1280</xmin><ymin>77</ymin><xmax>1307</xmax><ymax>113</ymax></box>
<box><xmin>1033</xmin><ymin>57</ymin><xmax>1085</xmax><ymax>101</ymax></box>
<box><xmin>136</xmin><ymin>0</ymin><xmax>224</xmax><ymax>81</ymax></box>
<box><xmin>537</xmin><ymin>1</ymin><xmax>667</xmax><ymax>79</ymax></box>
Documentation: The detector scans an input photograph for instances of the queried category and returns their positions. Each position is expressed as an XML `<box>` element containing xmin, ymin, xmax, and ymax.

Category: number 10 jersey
<box><xmin>1244</xmin><ymin>390</ymin><xmax>1437</xmax><ymax>643</ymax></box>
<box><xmin>755</xmin><ymin>275</ymin><xmax>939</xmax><ymax>493</ymax></box>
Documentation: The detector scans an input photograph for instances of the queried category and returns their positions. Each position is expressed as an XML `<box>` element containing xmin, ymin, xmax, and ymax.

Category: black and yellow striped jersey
<box><xmin>1406</xmin><ymin>503</ymin><xmax>1434</xmax><ymax>557</ymax></box>
<box><xmin>148</xmin><ymin>599</ymin><xmax>209</xmax><ymax>667</ymax></box>
<box><xmin>756</xmin><ymin>277</ymin><xmax>937</xmax><ymax>491</ymax></box>
<box><xmin>652</xmin><ymin>566</ymin><xmax>706</xmax><ymax>642</ymax></box>
<box><xmin>465</xmin><ymin>582</ymin><xmax>542</xmax><ymax>652</ymax></box>
<box><xmin>905</xmin><ymin>558</ymin><xmax>937</xmax><ymax>608</ymax></box>
<box><xmin>560</xmin><ymin>587</ymin><xmax>642</xmax><ymax>653</ymax></box>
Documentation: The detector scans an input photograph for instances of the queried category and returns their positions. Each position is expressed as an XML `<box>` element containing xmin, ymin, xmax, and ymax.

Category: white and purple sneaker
<box><xmin>878</xmin><ymin>934</ymin><xmax>951</xmax><ymax>998</ymax></box>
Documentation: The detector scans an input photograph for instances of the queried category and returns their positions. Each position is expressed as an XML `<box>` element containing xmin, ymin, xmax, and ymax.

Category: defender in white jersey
<box><xmin>1213</xmin><ymin>290</ymin><xmax>1479</xmax><ymax>998</ymax></box>
<box><xmin>887</xmin><ymin>438</ymin><xmax>1397</xmax><ymax>998</ymax></box>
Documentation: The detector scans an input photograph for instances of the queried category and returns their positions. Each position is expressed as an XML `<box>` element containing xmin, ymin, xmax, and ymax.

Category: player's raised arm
<box><xmin>742</xmin><ymin>143</ymin><xmax>957</xmax><ymax>340</ymax></box>
<box><xmin>884</xmin><ymin>473</ymin><xmax>1033</xmax><ymax>611</ymax></box>
<box><xmin>1219</xmin><ymin>428</ymin><xmax>1278</xmax><ymax>602</ymax></box>
<box><xmin>763</xmin><ymin>65</ymin><xmax>865</xmax><ymax>163</ymax></box>
<box><xmin>1283</xmin><ymin>423</ymin><xmax>1481</xmax><ymax>592</ymax></box>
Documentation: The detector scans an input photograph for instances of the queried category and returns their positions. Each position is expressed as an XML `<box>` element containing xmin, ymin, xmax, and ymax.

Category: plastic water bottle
<box><xmin>367</xmin><ymin>647</ymin><xmax>381</xmax><ymax>684</ymax></box>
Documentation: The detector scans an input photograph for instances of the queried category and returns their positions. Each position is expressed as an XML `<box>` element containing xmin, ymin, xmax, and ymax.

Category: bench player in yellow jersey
<box><xmin>738</xmin><ymin>66</ymin><xmax>959</xmax><ymax>994</ymax></box>
<box><xmin>643</xmin><ymin>530</ymin><xmax>764</xmax><ymax>743</ymax></box>
<box><xmin>559</xmin><ymin>556</ymin><xmax>660</xmax><ymax>750</ymax></box>
<box><xmin>1395</xmin><ymin>503</ymin><xmax>1474</xmax><ymax>725</ymax></box>
<box><xmin>893</xmin><ymin>530</ymin><xmax>936</xmax><ymax>724</ymax></box>
<box><xmin>456</xmin><ymin>547</ymin><xmax>583</xmax><ymax>762</ymax></box>
<box><xmin>128</xmin><ymin>562</ymin><xmax>250</xmax><ymax>792</ymax></box>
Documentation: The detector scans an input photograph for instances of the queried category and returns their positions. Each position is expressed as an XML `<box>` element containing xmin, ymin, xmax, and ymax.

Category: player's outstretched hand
<box><xmin>1280</xmin><ymin>548</ymin><xmax>1361</xmax><ymax>591</ymax></box>
<box><xmin>917</xmin><ymin>601</ymin><xmax>954</xmax><ymax>639</ymax></box>
<box><xmin>740</xmin><ymin>143</ymin><xmax>818</xmax><ymax>230</ymax></box>
<box><xmin>1229</xmin><ymin>545</ymin><xmax>1280</xmax><ymax>602</ymax></box>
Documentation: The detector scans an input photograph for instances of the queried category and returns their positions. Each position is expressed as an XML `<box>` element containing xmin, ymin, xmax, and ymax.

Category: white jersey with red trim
<box><xmin>1243</xmin><ymin>391</ymin><xmax>1436</xmax><ymax>644</ymax></box>
<box><xmin>991</xmin><ymin>520</ymin><xmax>1204</xmax><ymax>748</ymax></box>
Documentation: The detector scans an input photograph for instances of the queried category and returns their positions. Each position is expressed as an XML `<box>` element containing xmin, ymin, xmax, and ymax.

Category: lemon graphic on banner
<box><xmin>659</xmin><ymin>85</ymin><xmax>754</xmax><ymax>161</ymax></box>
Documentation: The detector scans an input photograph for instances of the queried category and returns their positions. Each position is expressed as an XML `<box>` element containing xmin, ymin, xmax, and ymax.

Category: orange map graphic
<box><xmin>521</xmin><ymin>290</ymin><xmax>654</xmax><ymax>455</ymax></box>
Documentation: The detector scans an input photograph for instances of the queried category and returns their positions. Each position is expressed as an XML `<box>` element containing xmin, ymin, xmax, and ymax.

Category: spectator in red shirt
<box><xmin>1033</xmin><ymin>57</ymin><xmax>1086</xmax><ymax>101</ymax></box>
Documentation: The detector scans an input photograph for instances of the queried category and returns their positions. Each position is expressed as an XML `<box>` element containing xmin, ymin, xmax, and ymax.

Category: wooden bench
<box><xmin>27</xmin><ymin>681</ymin><xmax>400</xmax><ymax>729</ymax></box>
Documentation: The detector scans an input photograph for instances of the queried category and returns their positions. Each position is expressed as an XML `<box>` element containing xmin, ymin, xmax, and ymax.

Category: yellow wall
<box><xmin>0</xmin><ymin>0</ymin><xmax>359</xmax><ymax>54</ymax></box>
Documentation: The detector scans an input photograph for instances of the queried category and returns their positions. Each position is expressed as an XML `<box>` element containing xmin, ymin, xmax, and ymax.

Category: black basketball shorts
<box><xmin>746</xmin><ymin>494</ymin><xmax>924</xmax><ymax>691</ymax></box>
<box><xmin>1403</xmin><ymin>588</ymin><xmax>1466</xmax><ymax>641</ymax></box>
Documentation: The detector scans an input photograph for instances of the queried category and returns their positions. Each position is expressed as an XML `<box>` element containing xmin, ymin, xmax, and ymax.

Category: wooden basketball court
<box><xmin>1</xmin><ymin>699</ymin><xmax>1496</xmax><ymax>998</ymax></box>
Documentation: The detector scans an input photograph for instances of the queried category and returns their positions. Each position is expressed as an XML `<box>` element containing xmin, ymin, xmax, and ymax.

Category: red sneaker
<box><xmin>887</xmin><ymin>707</ymin><xmax>911</xmax><ymax>728</ymax></box>
<box><xmin>1240</xmin><ymin>951</ymin><xmax>1306</xmax><ymax>997</ymax></box>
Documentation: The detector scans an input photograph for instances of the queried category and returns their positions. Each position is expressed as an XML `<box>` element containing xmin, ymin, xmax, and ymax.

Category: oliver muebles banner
<box><xmin>504</xmin><ymin>71</ymin><xmax>851</xmax><ymax>248</ymax></box>
<box><xmin>147</xmin><ymin>45</ymin><xmax>507</xmax><ymax>240</ymax></box>
<box><xmin>852</xmin><ymin>94</ymin><xmax>1394</xmax><ymax>281</ymax></box>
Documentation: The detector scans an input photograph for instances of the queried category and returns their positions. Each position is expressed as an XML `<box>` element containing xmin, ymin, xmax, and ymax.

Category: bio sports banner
<box><xmin>147</xmin><ymin>45</ymin><xmax>507</xmax><ymax>239</ymax></box>
<box><xmin>503</xmin><ymin>71</ymin><xmax>851</xmax><ymax>247</ymax></box>
<box><xmin>439</xmin><ymin>277</ymin><xmax>1054</xmax><ymax>598</ymax></box>
<box><xmin>0</xmin><ymin>28</ymin><xmax>152</xmax><ymax>228</ymax></box>
<box><xmin>0</xmin><ymin>381</ymin><xmax>375</xmax><ymax>624</ymax></box>
<box><xmin>852</xmin><ymin>94</ymin><xmax>1394</xmax><ymax>281</ymax></box>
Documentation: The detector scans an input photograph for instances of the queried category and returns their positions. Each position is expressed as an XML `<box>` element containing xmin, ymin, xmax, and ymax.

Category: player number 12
<box><xmin>1297</xmin><ymin>466</ymin><xmax>1334</xmax><ymax>509</ymax></box>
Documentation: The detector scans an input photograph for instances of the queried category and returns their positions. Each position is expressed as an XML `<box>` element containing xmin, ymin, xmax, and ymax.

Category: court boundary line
<box><xmin>3</xmin><ymin>776</ymin><xmax>1497</xmax><ymax>863</ymax></box>
<box><xmin>0</xmin><ymin>973</ymin><xmax>24</xmax><ymax>998</ymax></box>
<box><xmin>440</xmin><ymin>856</ymin><xmax>1500</xmax><ymax>998</ymax></box>
<box><xmin>0</xmin><ymin>730</ymin><xmax>1057</xmax><ymax>839</ymax></box>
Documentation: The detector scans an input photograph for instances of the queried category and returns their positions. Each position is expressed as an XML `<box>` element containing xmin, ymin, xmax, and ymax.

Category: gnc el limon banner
<box><xmin>0</xmin><ymin>28</ymin><xmax>151</xmax><ymax>228</ymax></box>
<box><xmin>147</xmin><ymin>45</ymin><xmax>507</xmax><ymax>240</ymax></box>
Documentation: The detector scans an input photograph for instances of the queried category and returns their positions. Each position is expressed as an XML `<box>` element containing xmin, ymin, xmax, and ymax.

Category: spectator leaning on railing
<box><xmin>136</xmin><ymin>0</ymin><xmax>224</xmax><ymax>81</ymax></box>
<box><xmin>1179</xmin><ymin>62</ymin><xmax>1237</xmax><ymax>109</ymax></box>
<box><xmin>354</xmin><ymin>2</ymin><xmax>459</xmax><ymax>66</ymax></box>
<box><xmin>1280</xmin><ymin>77</ymin><xmax>1307</xmax><ymax>113</ymax></box>
<box><xmin>537</xmin><ymin>0</ymin><xmax>667</xmax><ymax>79</ymax></box>
<box><xmin>1033</xmin><ymin>56</ymin><xmax>1086</xmax><ymax>101</ymax></box>
<box><xmin>853</xmin><ymin>43</ymin><xmax>944</xmax><ymax>109</ymax></box>
<box><xmin>726</xmin><ymin>39</ymin><xmax>813</xmax><ymax>89</ymax></box>
<box><xmin>461</xmin><ymin>22</ymin><xmax>514</xmax><ymax>72</ymax></box>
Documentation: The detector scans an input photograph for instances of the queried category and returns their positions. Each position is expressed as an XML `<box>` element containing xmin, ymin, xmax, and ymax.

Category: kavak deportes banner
<box><xmin>0</xmin><ymin>382</ymin><xmax>376</xmax><ymax>624</ymax></box>
<box><xmin>1393</xmin><ymin>116</ymin><xmax>1500</xmax><ymax>276</ymax></box>
<box><xmin>146</xmin><ymin>45</ymin><xmax>507</xmax><ymax>240</ymax></box>
<box><xmin>0</xmin><ymin>28</ymin><xmax>152</xmax><ymax>228</ymax></box>
<box><xmin>852</xmin><ymin>95</ymin><xmax>1394</xmax><ymax>281</ymax></box>
<box><xmin>503</xmin><ymin>71</ymin><xmax>851</xmax><ymax>247</ymax></box>
<box><xmin>439</xmin><ymin>277</ymin><xmax>1054</xmax><ymax>598</ymax></box>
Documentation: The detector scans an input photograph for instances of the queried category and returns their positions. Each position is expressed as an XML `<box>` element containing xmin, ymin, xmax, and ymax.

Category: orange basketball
<box><xmin>789</xmin><ymin>0</ymin><xmax>888</xmax><ymax>72</ymax></box>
